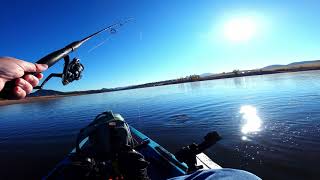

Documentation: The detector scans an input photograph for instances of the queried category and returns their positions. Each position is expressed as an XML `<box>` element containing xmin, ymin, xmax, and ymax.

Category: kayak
<box><xmin>43</xmin><ymin>112</ymin><xmax>221</xmax><ymax>180</ymax></box>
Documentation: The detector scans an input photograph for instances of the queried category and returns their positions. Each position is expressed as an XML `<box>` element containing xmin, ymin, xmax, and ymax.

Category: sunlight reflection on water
<box><xmin>240</xmin><ymin>105</ymin><xmax>262</xmax><ymax>140</ymax></box>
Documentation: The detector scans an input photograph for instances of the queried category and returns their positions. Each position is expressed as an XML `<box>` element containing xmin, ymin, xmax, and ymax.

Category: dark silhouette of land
<box><xmin>1</xmin><ymin>59</ymin><xmax>320</xmax><ymax>106</ymax></box>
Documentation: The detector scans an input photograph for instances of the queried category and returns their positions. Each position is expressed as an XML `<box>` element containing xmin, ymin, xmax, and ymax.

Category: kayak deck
<box><xmin>196</xmin><ymin>153</ymin><xmax>221</xmax><ymax>170</ymax></box>
<box><xmin>45</xmin><ymin>126</ymin><xmax>221</xmax><ymax>179</ymax></box>
<box><xmin>129</xmin><ymin>126</ymin><xmax>221</xmax><ymax>179</ymax></box>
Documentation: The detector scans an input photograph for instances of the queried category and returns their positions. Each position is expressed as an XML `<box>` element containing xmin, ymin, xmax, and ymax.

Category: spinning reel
<box><xmin>35</xmin><ymin>55</ymin><xmax>84</xmax><ymax>89</ymax></box>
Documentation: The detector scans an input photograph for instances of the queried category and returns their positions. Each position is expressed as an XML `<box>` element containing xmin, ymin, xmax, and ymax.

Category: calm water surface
<box><xmin>1</xmin><ymin>71</ymin><xmax>320</xmax><ymax>179</ymax></box>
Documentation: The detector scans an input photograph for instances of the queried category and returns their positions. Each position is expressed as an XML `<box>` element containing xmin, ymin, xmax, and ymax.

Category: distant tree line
<box><xmin>177</xmin><ymin>74</ymin><xmax>201</xmax><ymax>82</ymax></box>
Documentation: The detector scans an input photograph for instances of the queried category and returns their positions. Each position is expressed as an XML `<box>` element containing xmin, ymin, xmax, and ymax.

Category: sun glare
<box><xmin>240</xmin><ymin>105</ymin><xmax>262</xmax><ymax>134</ymax></box>
<box><xmin>223</xmin><ymin>17</ymin><xmax>257</xmax><ymax>42</ymax></box>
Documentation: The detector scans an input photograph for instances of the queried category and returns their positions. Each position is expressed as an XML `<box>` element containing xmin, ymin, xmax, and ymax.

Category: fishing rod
<box><xmin>0</xmin><ymin>18</ymin><xmax>133</xmax><ymax>99</ymax></box>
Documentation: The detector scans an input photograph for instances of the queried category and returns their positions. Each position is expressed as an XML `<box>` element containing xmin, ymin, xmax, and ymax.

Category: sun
<box><xmin>223</xmin><ymin>17</ymin><xmax>257</xmax><ymax>42</ymax></box>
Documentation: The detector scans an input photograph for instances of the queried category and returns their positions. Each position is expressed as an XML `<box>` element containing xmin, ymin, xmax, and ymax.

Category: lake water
<box><xmin>1</xmin><ymin>71</ymin><xmax>320</xmax><ymax>179</ymax></box>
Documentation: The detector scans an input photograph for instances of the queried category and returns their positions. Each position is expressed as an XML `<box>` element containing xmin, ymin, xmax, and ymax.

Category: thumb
<box><xmin>35</xmin><ymin>64</ymin><xmax>48</xmax><ymax>72</ymax></box>
<box><xmin>0</xmin><ymin>79</ymin><xmax>5</xmax><ymax>92</ymax></box>
<box><xmin>15</xmin><ymin>59</ymin><xmax>48</xmax><ymax>73</ymax></box>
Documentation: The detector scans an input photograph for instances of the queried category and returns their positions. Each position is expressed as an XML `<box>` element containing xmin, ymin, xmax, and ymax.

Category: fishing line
<box><xmin>77</xmin><ymin>18</ymin><xmax>135</xmax><ymax>61</ymax></box>
<box><xmin>80</xmin><ymin>17</ymin><xmax>135</xmax><ymax>59</ymax></box>
<box><xmin>87</xmin><ymin>37</ymin><xmax>111</xmax><ymax>53</ymax></box>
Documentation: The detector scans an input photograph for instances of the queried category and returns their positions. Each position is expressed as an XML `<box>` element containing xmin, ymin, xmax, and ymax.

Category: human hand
<box><xmin>0</xmin><ymin>57</ymin><xmax>48</xmax><ymax>99</ymax></box>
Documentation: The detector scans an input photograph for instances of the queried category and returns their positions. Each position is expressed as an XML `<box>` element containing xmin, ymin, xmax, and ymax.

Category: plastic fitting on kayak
<box><xmin>175</xmin><ymin>131</ymin><xmax>222</xmax><ymax>173</ymax></box>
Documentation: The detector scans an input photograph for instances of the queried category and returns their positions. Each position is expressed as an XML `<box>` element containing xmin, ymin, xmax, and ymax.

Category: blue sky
<box><xmin>1</xmin><ymin>0</ymin><xmax>319</xmax><ymax>91</ymax></box>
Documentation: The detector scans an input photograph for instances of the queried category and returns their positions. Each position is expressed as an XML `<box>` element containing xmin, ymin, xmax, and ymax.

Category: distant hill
<box><xmin>262</xmin><ymin>60</ymin><xmax>320</xmax><ymax>70</ymax></box>
<box><xmin>27</xmin><ymin>89</ymin><xmax>65</xmax><ymax>97</ymax></box>
<box><xmin>200</xmin><ymin>73</ymin><xmax>215</xmax><ymax>77</ymax></box>
<box><xmin>288</xmin><ymin>60</ymin><xmax>320</xmax><ymax>66</ymax></box>
<box><xmin>262</xmin><ymin>64</ymin><xmax>284</xmax><ymax>69</ymax></box>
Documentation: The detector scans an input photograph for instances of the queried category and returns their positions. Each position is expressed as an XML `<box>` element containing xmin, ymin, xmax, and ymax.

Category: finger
<box><xmin>13</xmin><ymin>86</ymin><xmax>26</xmax><ymax>99</ymax></box>
<box><xmin>35</xmin><ymin>73</ymin><xmax>44</xmax><ymax>80</ymax></box>
<box><xmin>15</xmin><ymin>78</ymin><xmax>33</xmax><ymax>94</ymax></box>
<box><xmin>23</xmin><ymin>74</ymin><xmax>39</xmax><ymax>87</ymax></box>
<box><xmin>35</xmin><ymin>64</ymin><xmax>48</xmax><ymax>72</ymax></box>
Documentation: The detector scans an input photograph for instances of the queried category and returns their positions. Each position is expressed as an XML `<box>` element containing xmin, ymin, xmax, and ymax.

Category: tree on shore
<box><xmin>189</xmin><ymin>75</ymin><xmax>200</xmax><ymax>81</ymax></box>
<box><xmin>233</xmin><ymin>69</ymin><xmax>240</xmax><ymax>75</ymax></box>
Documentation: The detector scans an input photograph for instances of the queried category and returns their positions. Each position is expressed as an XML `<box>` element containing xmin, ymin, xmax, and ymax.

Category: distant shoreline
<box><xmin>0</xmin><ymin>94</ymin><xmax>80</xmax><ymax>106</ymax></box>
<box><xmin>1</xmin><ymin>68</ymin><xmax>320</xmax><ymax>106</ymax></box>
<box><xmin>111</xmin><ymin>67</ymin><xmax>320</xmax><ymax>90</ymax></box>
